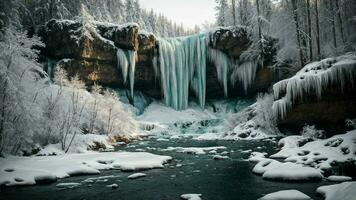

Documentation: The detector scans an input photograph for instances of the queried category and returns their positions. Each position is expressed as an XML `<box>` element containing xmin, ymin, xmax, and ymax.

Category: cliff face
<box><xmin>39</xmin><ymin>19</ymin><xmax>276</xmax><ymax>99</ymax></box>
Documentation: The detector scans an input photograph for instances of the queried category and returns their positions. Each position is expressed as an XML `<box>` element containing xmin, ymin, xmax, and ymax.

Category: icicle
<box><xmin>207</xmin><ymin>48</ymin><xmax>229</xmax><ymax>97</ymax></box>
<box><xmin>155</xmin><ymin>34</ymin><xmax>208</xmax><ymax>110</ymax></box>
<box><xmin>116</xmin><ymin>48</ymin><xmax>137</xmax><ymax>97</ymax></box>
<box><xmin>272</xmin><ymin>53</ymin><xmax>356</xmax><ymax>120</ymax></box>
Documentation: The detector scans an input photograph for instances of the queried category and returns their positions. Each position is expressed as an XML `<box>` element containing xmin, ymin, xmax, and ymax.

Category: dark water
<box><xmin>0</xmin><ymin>138</ymin><xmax>333</xmax><ymax>200</ymax></box>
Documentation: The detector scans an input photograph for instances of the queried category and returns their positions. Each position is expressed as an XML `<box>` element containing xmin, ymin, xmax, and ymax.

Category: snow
<box><xmin>213</xmin><ymin>94</ymin><xmax>278</xmax><ymax>140</ymax></box>
<box><xmin>212</xmin><ymin>155</ymin><xmax>230</xmax><ymax>160</ymax></box>
<box><xmin>128</xmin><ymin>173</ymin><xmax>146</xmax><ymax>179</ymax></box>
<box><xmin>56</xmin><ymin>182</ymin><xmax>82</xmax><ymax>189</ymax></box>
<box><xmin>248</xmin><ymin>152</ymin><xmax>268</xmax><ymax>162</ymax></box>
<box><xmin>316</xmin><ymin>182</ymin><xmax>356</xmax><ymax>200</ymax></box>
<box><xmin>252</xmin><ymin>159</ymin><xmax>282</xmax><ymax>175</ymax></box>
<box><xmin>272</xmin><ymin>53</ymin><xmax>356</xmax><ymax>119</ymax></box>
<box><xmin>162</xmin><ymin>146</ymin><xmax>227</xmax><ymax>155</ymax></box>
<box><xmin>270</xmin><ymin>130</ymin><xmax>356</xmax><ymax>172</ymax></box>
<box><xmin>180</xmin><ymin>194</ymin><xmax>202</xmax><ymax>200</ymax></box>
<box><xmin>0</xmin><ymin>152</ymin><xmax>171</xmax><ymax>186</ymax></box>
<box><xmin>37</xmin><ymin>134</ymin><xmax>114</xmax><ymax>155</ymax></box>
<box><xmin>259</xmin><ymin>190</ymin><xmax>311</xmax><ymax>200</ymax></box>
<box><xmin>136</xmin><ymin>102</ymin><xmax>216</xmax><ymax>124</ymax></box>
<box><xmin>327</xmin><ymin>176</ymin><xmax>352</xmax><ymax>182</ymax></box>
<box><xmin>262</xmin><ymin>162</ymin><xmax>323</xmax><ymax>181</ymax></box>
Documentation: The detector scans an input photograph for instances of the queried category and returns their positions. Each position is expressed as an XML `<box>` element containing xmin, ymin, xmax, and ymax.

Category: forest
<box><xmin>0</xmin><ymin>0</ymin><xmax>356</xmax><ymax>200</ymax></box>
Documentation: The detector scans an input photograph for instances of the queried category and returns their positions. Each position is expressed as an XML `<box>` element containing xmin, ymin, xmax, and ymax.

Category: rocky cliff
<box><xmin>38</xmin><ymin>19</ymin><xmax>276</xmax><ymax>99</ymax></box>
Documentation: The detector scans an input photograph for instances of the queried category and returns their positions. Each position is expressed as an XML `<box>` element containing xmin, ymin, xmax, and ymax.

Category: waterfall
<box><xmin>155</xmin><ymin>34</ymin><xmax>207</xmax><ymax>110</ymax></box>
<box><xmin>117</xmin><ymin>33</ymin><xmax>260</xmax><ymax>111</ymax></box>
<box><xmin>116</xmin><ymin>48</ymin><xmax>137</xmax><ymax>97</ymax></box>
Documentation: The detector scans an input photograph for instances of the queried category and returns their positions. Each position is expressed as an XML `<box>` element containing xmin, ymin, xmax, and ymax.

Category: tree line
<box><xmin>215</xmin><ymin>0</ymin><xmax>356</xmax><ymax>71</ymax></box>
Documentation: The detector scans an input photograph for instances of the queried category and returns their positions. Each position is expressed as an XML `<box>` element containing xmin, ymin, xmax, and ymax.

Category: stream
<box><xmin>0</xmin><ymin>137</ymin><xmax>332</xmax><ymax>200</ymax></box>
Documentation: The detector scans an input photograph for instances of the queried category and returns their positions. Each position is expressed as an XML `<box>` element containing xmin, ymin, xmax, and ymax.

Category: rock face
<box><xmin>278</xmin><ymin>83</ymin><xmax>356</xmax><ymax>136</ymax></box>
<box><xmin>207</xmin><ymin>26</ymin><xmax>251</xmax><ymax>58</ymax></box>
<box><xmin>38</xmin><ymin>19</ymin><xmax>276</xmax><ymax>99</ymax></box>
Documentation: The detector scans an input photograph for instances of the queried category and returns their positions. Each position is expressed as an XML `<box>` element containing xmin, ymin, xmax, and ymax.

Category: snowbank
<box><xmin>258</xmin><ymin>190</ymin><xmax>311</xmax><ymax>200</ymax></box>
<box><xmin>316</xmin><ymin>182</ymin><xmax>356</xmax><ymax>200</ymax></box>
<box><xmin>0</xmin><ymin>152</ymin><xmax>172</xmax><ymax>186</ymax></box>
<box><xmin>327</xmin><ymin>175</ymin><xmax>352</xmax><ymax>182</ymax></box>
<box><xmin>273</xmin><ymin>53</ymin><xmax>356</xmax><ymax>119</ymax></box>
<box><xmin>271</xmin><ymin>130</ymin><xmax>356</xmax><ymax>171</ymax></box>
<box><xmin>37</xmin><ymin>134</ymin><xmax>114</xmax><ymax>155</ymax></box>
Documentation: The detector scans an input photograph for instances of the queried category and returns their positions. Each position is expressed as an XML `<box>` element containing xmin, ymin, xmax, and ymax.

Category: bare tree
<box><xmin>314</xmin><ymin>0</ymin><xmax>321</xmax><ymax>60</ymax></box>
<box><xmin>231</xmin><ymin>0</ymin><xmax>236</xmax><ymax>26</ymax></box>
<box><xmin>291</xmin><ymin>0</ymin><xmax>305</xmax><ymax>67</ymax></box>
<box><xmin>306</xmin><ymin>0</ymin><xmax>313</xmax><ymax>61</ymax></box>
<box><xmin>335</xmin><ymin>0</ymin><xmax>345</xmax><ymax>44</ymax></box>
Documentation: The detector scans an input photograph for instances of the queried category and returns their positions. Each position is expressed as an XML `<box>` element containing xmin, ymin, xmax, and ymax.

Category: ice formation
<box><xmin>116</xmin><ymin>48</ymin><xmax>137</xmax><ymax>97</ymax></box>
<box><xmin>152</xmin><ymin>33</ymin><xmax>259</xmax><ymax>110</ymax></box>
<box><xmin>272</xmin><ymin>53</ymin><xmax>356</xmax><ymax>119</ymax></box>
<box><xmin>114</xmin><ymin>30</ymin><xmax>261</xmax><ymax>110</ymax></box>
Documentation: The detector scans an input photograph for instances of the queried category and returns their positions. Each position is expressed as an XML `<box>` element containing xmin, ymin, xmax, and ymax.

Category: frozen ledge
<box><xmin>0</xmin><ymin>152</ymin><xmax>172</xmax><ymax>186</ymax></box>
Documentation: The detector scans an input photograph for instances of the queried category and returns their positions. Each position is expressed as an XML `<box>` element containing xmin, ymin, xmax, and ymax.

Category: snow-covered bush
<box><xmin>223</xmin><ymin>93</ymin><xmax>279</xmax><ymax>140</ymax></box>
<box><xmin>345</xmin><ymin>118</ymin><xmax>356</xmax><ymax>129</ymax></box>
<box><xmin>300</xmin><ymin>124</ymin><xmax>325</xmax><ymax>140</ymax></box>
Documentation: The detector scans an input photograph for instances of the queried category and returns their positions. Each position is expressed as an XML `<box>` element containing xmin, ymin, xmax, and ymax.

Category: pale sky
<box><xmin>139</xmin><ymin>0</ymin><xmax>216</xmax><ymax>29</ymax></box>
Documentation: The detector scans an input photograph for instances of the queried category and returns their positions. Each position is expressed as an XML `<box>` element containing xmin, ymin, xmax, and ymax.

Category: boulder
<box><xmin>278</xmin><ymin>82</ymin><xmax>356</xmax><ymax>136</ymax></box>
<box><xmin>207</xmin><ymin>26</ymin><xmax>251</xmax><ymax>58</ymax></box>
<box><xmin>96</xmin><ymin>22</ymin><xmax>139</xmax><ymax>50</ymax></box>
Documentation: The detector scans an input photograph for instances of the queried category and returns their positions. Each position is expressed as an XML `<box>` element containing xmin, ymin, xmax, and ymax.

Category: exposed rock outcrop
<box><xmin>38</xmin><ymin>19</ymin><xmax>276</xmax><ymax>99</ymax></box>
<box><xmin>273</xmin><ymin>54</ymin><xmax>356</xmax><ymax>135</ymax></box>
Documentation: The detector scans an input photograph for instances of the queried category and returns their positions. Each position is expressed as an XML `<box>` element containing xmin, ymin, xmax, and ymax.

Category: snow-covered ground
<box><xmin>0</xmin><ymin>152</ymin><xmax>171</xmax><ymax>186</ymax></box>
<box><xmin>316</xmin><ymin>181</ymin><xmax>356</xmax><ymax>200</ymax></box>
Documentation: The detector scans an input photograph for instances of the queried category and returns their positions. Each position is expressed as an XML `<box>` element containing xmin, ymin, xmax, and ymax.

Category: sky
<box><xmin>139</xmin><ymin>0</ymin><xmax>216</xmax><ymax>29</ymax></box>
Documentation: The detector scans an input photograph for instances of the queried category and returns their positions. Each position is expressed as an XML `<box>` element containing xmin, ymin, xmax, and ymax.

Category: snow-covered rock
<box><xmin>212</xmin><ymin>155</ymin><xmax>229</xmax><ymax>160</ymax></box>
<box><xmin>252</xmin><ymin>159</ymin><xmax>282</xmax><ymax>175</ymax></box>
<box><xmin>273</xmin><ymin>53</ymin><xmax>356</xmax><ymax>120</ymax></box>
<box><xmin>262</xmin><ymin>162</ymin><xmax>323</xmax><ymax>181</ymax></box>
<box><xmin>316</xmin><ymin>182</ymin><xmax>356</xmax><ymax>200</ymax></box>
<box><xmin>248</xmin><ymin>152</ymin><xmax>268</xmax><ymax>162</ymax></box>
<box><xmin>327</xmin><ymin>175</ymin><xmax>352</xmax><ymax>182</ymax></box>
<box><xmin>161</xmin><ymin>146</ymin><xmax>226</xmax><ymax>155</ymax></box>
<box><xmin>259</xmin><ymin>189</ymin><xmax>311</xmax><ymax>200</ymax></box>
<box><xmin>271</xmin><ymin>130</ymin><xmax>356</xmax><ymax>172</ymax></box>
<box><xmin>0</xmin><ymin>152</ymin><xmax>171</xmax><ymax>186</ymax></box>
<box><xmin>128</xmin><ymin>173</ymin><xmax>146</xmax><ymax>179</ymax></box>
<box><xmin>180</xmin><ymin>193</ymin><xmax>202</xmax><ymax>200</ymax></box>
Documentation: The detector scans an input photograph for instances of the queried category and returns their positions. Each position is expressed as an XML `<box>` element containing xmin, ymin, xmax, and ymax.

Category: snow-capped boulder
<box><xmin>273</xmin><ymin>53</ymin><xmax>356</xmax><ymax>135</ymax></box>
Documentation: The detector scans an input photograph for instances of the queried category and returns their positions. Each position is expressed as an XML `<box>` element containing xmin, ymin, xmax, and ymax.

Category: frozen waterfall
<box><xmin>116</xmin><ymin>48</ymin><xmax>137</xmax><ymax>97</ymax></box>
<box><xmin>117</xmin><ymin>33</ymin><xmax>261</xmax><ymax>110</ymax></box>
